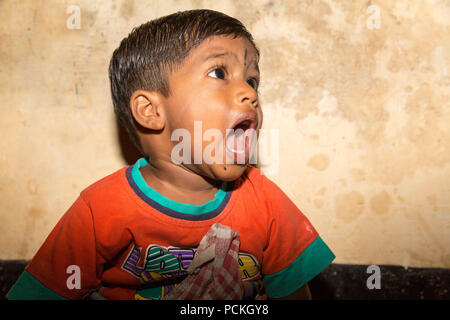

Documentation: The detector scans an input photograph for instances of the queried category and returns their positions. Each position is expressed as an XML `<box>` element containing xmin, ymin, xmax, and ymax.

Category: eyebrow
<box><xmin>203</xmin><ymin>51</ymin><xmax>238</xmax><ymax>62</ymax></box>
<box><xmin>203</xmin><ymin>51</ymin><xmax>260</xmax><ymax>74</ymax></box>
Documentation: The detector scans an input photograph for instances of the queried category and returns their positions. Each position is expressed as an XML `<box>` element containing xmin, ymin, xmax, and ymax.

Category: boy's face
<box><xmin>162</xmin><ymin>35</ymin><xmax>262</xmax><ymax>181</ymax></box>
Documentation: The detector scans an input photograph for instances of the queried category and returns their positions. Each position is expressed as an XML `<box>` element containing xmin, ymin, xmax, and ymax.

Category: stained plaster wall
<box><xmin>0</xmin><ymin>0</ymin><xmax>449</xmax><ymax>269</ymax></box>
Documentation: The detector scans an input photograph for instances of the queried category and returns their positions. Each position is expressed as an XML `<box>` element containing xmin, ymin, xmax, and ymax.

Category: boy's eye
<box><xmin>247</xmin><ymin>78</ymin><xmax>259</xmax><ymax>90</ymax></box>
<box><xmin>208</xmin><ymin>67</ymin><xmax>226</xmax><ymax>80</ymax></box>
<box><xmin>207</xmin><ymin>66</ymin><xmax>259</xmax><ymax>90</ymax></box>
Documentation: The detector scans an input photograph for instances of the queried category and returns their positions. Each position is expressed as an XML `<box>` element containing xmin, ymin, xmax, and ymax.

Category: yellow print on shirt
<box><xmin>238</xmin><ymin>253</ymin><xmax>260</xmax><ymax>280</ymax></box>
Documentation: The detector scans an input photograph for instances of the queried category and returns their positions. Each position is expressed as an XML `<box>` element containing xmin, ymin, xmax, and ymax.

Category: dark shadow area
<box><xmin>2</xmin><ymin>261</ymin><xmax>449</xmax><ymax>300</ymax></box>
<box><xmin>116</xmin><ymin>117</ymin><xmax>143</xmax><ymax>166</ymax></box>
<box><xmin>308</xmin><ymin>263</ymin><xmax>450</xmax><ymax>300</ymax></box>
<box><xmin>0</xmin><ymin>260</ymin><xmax>28</xmax><ymax>300</ymax></box>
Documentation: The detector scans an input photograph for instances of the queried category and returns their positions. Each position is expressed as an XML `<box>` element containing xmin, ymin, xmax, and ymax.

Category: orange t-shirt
<box><xmin>7</xmin><ymin>157</ymin><xmax>335</xmax><ymax>300</ymax></box>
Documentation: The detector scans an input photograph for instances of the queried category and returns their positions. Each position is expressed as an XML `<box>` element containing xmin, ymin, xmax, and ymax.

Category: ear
<box><xmin>130</xmin><ymin>90</ymin><xmax>165</xmax><ymax>131</ymax></box>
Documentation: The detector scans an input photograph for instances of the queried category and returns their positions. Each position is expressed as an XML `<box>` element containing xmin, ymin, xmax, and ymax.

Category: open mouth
<box><xmin>225</xmin><ymin>113</ymin><xmax>258</xmax><ymax>161</ymax></box>
<box><xmin>233</xmin><ymin>119</ymin><xmax>253</xmax><ymax>132</ymax></box>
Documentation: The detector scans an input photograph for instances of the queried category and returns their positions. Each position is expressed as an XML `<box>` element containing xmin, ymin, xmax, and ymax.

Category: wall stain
<box><xmin>335</xmin><ymin>190</ymin><xmax>365</xmax><ymax>223</ymax></box>
<box><xmin>119</xmin><ymin>0</ymin><xmax>135</xmax><ymax>20</ymax></box>
<box><xmin>350</xmin><ymin>168</ymin><xmax>366</xmax><ymax>183</ymax></box>
<box><xmin>26</xmin><ymin>179</ymin><xmax>38</xmax><ymax>195</ymax></box>
<box><xmin>370</xmin><ymin>190</ymin><xmax>392</xmax><ymax>215</ymax></box>
<box><xmin>426</xmin><ymin>195</ymin><xmax>438</xmax><ymax>212</ymax></box>
<box><xmin>314</xmin><ymin>199</ymin><xmax>324</xmax><ymax>208</ymax></box>
<box><xmin>366</xmin><ymin>82</ymin><xmax>450</xmax><ymax>186</ymax></box>
<box><xmin>307</xmin><ymin>154</ymin><xmax>330</xmax><ymax>171</ymax></box>
<box><xmin>316</xmin><ymin>187</ymin><xmax>327</xmax><ymax>196</ymax></box>
<box><xmin>28</xmin><ymin>207</ymin><xmax>45</xmax><ymax>219</ymax></box>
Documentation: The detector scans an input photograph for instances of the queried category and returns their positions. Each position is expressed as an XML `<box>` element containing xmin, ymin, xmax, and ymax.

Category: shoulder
<box><xmin>240</xmin><ymin>165</ymin><xmax>284</xmax><ymax>195</ymax></box>
<box><xmin>78</xmin><ymin>165</ymin><xmax>130</xmax><ymax>204</ymax></box>
<box><xmin>235</xmin><ymin>165</ymin><xmax>287</xmax><ymax>209</ymax></box>
<box><xmin>240</xmin><ymin>165</ymin><xmax>269</xmax><ymax>186</ymax></box>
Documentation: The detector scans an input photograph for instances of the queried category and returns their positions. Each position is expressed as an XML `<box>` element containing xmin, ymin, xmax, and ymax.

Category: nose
<box><xmin>234</xmin><ymin>80</ymin><xmax>258</xmax><ymax>110</ymax></box>
<box><xmin>233</xmin><ymin>80</ymin><xmax>262</xmax><ymax>130</ymax></box>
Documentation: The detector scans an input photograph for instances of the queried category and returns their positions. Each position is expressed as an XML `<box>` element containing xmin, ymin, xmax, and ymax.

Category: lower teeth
<box><xmin>226</xmin><ymin>130</ymin><xmax>246</xmax><ymax>154</ymax></box>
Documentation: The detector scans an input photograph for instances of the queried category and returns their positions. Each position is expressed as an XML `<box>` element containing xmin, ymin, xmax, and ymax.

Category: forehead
<box><xmin>184</xmin><ymin>35</ymin><xmax>259</xmax><ymax>68</ymax></box>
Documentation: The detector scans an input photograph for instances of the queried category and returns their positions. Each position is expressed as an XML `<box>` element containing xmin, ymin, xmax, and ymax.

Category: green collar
<box><xmin>131</xmin><ymin>157</ymin><xmax>228</xmax><ymax>215</ymax></box>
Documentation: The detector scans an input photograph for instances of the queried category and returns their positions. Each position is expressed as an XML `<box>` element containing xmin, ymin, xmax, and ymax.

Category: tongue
<box><xmin>226</xmin><ymin>129</ymin><xmax>246</xmax><ymax>154</ymax></box>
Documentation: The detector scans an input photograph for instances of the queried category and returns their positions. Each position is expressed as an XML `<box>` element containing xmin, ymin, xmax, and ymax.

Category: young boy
<box><xmin>7</xmin><ymin>9</ymin><xmax>334</xmax><ymax>300</ymax></box>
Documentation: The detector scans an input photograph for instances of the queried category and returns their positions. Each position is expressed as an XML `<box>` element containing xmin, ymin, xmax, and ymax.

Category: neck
<box><xmin>139</xmin><ymin>155</ymin><xmax>221</xmax><ymax>205</ymax></box>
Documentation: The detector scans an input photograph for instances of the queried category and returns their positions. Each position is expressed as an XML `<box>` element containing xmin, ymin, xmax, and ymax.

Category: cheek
<box><xmin>257</xmin><ymin>108</ymin><xmax>263</xmax><ymax>129</ymax></box>
<box><xmin>168</xmin><ymin>81</ymin><xmax>231</xmax><ymax>132</ymax></box>
<box><xmin>166</xmin><ymin>95</ymin><xmax>199</xmax><ymax>130</ymax></box>
<box><xmin>191</xmin><ymin>95</ymin><xmax>229</xmax><ymax>128</ymax></box>
<box><xmin>200</xmin><ymin>91</ymin><xmax>228</xmax><ymax>113</ymax></box>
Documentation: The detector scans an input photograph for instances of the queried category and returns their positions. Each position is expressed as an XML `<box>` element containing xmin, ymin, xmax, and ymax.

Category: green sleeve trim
<box><xmin>263</xmin><ymin>236</ymin><xmax>335</xmax><ymax>298</ymax></box>
<box><xmin>6</xmin><ymin>270</ymin><xmax>68</xmax><ymax>300</ymax></box>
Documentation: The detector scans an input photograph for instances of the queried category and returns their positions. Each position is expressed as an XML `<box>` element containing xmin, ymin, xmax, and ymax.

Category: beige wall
<box><xmin>0</xmin><ymin>0</ymin><xmax>449</xmax><ymax>268</ymax></box>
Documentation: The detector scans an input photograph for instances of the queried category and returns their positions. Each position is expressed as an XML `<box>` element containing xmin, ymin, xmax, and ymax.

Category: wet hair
<box><xmin>109</xmin><ymin>9</ymin><xmax>259</xmax><ymax>156</ymax></box>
